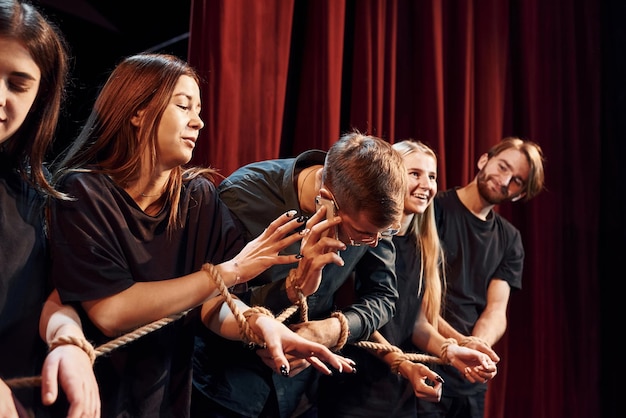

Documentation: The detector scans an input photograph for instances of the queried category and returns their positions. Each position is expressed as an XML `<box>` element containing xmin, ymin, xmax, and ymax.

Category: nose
<box><xmin>190</xmin><ymin>110</ymin><xmax>204</xmax><ymax>130</ymax></box>
<box><xmin>0</xmin><ymin>80</ymin><xmax>7</xmax><ymax>107</ymax></box>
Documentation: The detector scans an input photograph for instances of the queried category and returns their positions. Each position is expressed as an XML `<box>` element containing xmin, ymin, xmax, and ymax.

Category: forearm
<box><xmin>437</xmin><ymin>316</ymin><xmax>466</xmax><ymax>341</ymax></box>
<box><xmin>40</xmin><ymin>290</ymin><xmax>85</xmax><ymax>343</ymax></box>
<box><xmin>202</xmin><ymin>297</ymin><xmax>250</xmax><ymax>341</ymax></box>
<box><xmin>84</xmin><ymin>262</ymin><xmax>239</xmax><ymax>337</ymax></box>
<box><xmin>471</xmin><ymin>310</ymin><xmax>507</xmax><ymax>347</ymax></box>
<box><xmin>412</xmin><ymin>313</ymin><xmax>451</xmax><ymax>356</ymax></box>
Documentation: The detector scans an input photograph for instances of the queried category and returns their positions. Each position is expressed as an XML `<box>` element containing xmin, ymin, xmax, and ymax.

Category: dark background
<box><xmin>36</xmin><ymin>0</ymin><xmax>192</xmax><ymax>150</ymax></box>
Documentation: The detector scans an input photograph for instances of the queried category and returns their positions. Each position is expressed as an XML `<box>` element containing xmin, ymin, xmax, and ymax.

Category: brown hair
<box><xmin>0</xmin><ymin>0</ymin><xmax>69</xmax><ymax>197</ymax></box>
<box><xmin>54</xmin><ymin>53</ymin><xmax>216</xmax><ymax>232</ymax></box>
<box><xmin>323</xmin><ymin>130</ymin><xmax>406</xmax><ymax>229</ymax></box>
<box><xmin>487</xmin><ymin>136</ymin><xmax>546</xmax><ymax>201</ymax></box>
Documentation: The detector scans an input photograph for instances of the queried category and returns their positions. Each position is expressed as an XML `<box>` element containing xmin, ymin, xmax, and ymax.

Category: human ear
<box><xmin>477</xmin><ymin>153</ymin><xmax>489</xmax><ymax>170</ymax></box>
<box><xmin>130</xmin><ymin>109</ymin><xmax>145</xmax><ymax>127</ymax></box>
<box><xmin>318</xmin><ymin>187</ymin><xmax>332</xmax><ymax>200</ymax></box>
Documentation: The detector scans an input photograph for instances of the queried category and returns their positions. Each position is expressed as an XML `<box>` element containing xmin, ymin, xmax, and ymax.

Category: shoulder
<box><xmin>493</xmin><ymin>212</ymin><xmax>521</xmax><ymax>236</ymax></box>
<box><xmin>58</xmin><ymin>171</ymin><xmax>111</xmax><ymax>195</ymax></box>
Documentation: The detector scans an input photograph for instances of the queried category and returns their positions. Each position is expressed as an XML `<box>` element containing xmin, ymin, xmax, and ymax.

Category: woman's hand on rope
<box><xmin>41</xmin><ymin>344</ymin><xmax>100</xmax><ymax>417</ymax></box>
<box><xmin>399</xmin><ymin>361</ymin><xmax>443</xmax><ymax>403</ymax></box>
<box><xmin>250</xmin><ymin>314</ymin><xmax>355</xmax><ymax>377</ymax></box>
<box><xmin>447</xmin><ymin>344</ymin><xmax>498</xmax><ymax>384</ymax></box>
<box><xmin>226</xmin><ymin>210</ymin><xmax>312</xmax><ymax>283</ymax></box>
<box><xmin>287</xmin><ymin>205</ymin><xmax>346</xmax><ymax>299</ymax></box>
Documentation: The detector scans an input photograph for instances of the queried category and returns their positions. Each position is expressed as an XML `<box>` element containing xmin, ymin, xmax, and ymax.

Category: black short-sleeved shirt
<box><xmin>317</xmin><ymin>233</ymin><xmax>423</xmax><ymax>418</ymax></box>
<box><xmin>49</xmin><ymin>172</ymin><xmax>245</xmax><ymax>417</ymax></box>
<box><xmin>432</xmin><ymin>187</ymin><xmax>524</xmax><ymax>396</ymax></box>
<box><xmin>0</xmin><ymin>159</ymin><xmax>57</xmax><ymax>416</ymax></box>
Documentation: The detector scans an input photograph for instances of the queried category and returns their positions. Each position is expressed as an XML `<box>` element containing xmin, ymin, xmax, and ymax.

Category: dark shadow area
<box><xmin>34</xmin><ymin>0</ymin><xmax>191</xmax><ymax>154</ymax></box>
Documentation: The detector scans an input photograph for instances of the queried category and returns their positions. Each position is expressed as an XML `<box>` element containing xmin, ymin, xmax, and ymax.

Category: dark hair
<box><xmin>0</xmin><ymin>0</ymin><xmax>69</xmax><ymax>197</ymax></box>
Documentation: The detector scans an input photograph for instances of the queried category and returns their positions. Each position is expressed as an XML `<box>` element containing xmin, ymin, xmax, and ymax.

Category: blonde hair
<box><xmin>392</xmin><ymin>140</ymin><xmax>445</xmax><ymax>326</ymax></box>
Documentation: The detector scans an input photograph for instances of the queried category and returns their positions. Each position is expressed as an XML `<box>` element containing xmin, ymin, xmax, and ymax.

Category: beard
<box><xmin>476</xmin><ymin>170</ymin><xmax>509</xmax><ymax>205</ymax></box>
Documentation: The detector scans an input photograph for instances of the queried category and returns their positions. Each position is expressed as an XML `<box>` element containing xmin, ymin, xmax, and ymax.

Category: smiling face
<box><xmin>155</xmin><ymin>74</ymin><xmax>204</xmax><ymax>170</ymax></box>
<box><xmin>476</xmin><ymin>148</ymin><xmax>530</xmax><ymax>204</ymax></box>
<box><xmin>403</xmin><ymin>150</ymin><xmax>438</xmax><ymax>216</ymax></box>
<box><xmin>0</xmin><ymin>37</ymin><xmax>41</xmax><ymax>145</ymax></box>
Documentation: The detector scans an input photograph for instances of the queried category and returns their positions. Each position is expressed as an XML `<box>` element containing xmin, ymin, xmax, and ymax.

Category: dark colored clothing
<box><xmin>0</xmin><ymin>157</ymin><xmax>67</xmax><ymax>417</ymax></box>
<box><xmin>192</xmin><ymin>150</ymin><xmax>399</xmax><ymax>418</ymax></box>
<box><xmin>417</xmin><ymin>188</ymin><xmax>523</xmax><ymax>417</ymax></box>
<box><xmin>317</xmin><ymin>233</ymin><xmax>422</xmax><ymax>418</ymax></box>
<box><xmin>49</xmin><ymin>172</ymin><xmax>245</xmax><ymax>418</ymax></box>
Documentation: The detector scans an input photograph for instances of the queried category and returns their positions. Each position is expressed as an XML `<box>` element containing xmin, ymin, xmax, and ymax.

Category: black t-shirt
<box><xmin>432</xmin><ymin>187</ymin><xmax>524</xmax><ymax>396</ymax></box>
<box><xmin>317</xmin><ymin>233</ymin><xmax>423</xmax><ymax>418</ymax></box>
<box><xmin>0</xmin><ymin>160</ymin><xmax>57</xmax><ymax>415</ymax></box>
<box><xmin>49</xmin><ymin>172</ymin><xmax>245</xmax><ymax>417</ymax></box>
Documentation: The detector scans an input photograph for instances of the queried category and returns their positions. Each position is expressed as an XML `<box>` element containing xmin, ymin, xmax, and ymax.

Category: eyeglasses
<box><xmin>325</xmin><ymin>189</ymin><xmax>399</xmax><ymax>247</ymax></box>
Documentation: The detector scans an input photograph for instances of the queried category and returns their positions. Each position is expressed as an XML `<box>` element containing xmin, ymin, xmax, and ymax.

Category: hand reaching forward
<box><xmin>226</xmin><ymin>210</ymin><xmax>313</xmax><ymax>283</ymax></box>
<box><xmin>250</xmin><ymin>313</ymin><xmax>355</xmax><ymax>377</ymax></box>
<box><xmin>447</xmin><ymin>344</ymin><xmax>498</xmax><ymax>384</ymax></box>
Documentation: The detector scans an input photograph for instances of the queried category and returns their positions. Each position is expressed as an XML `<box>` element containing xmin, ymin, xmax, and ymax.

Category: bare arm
<box><xmin>201</xmin><ymin>297</ymin><xmax>356</xmax><ymax>377</ymax></box>
<box><xmin>83</xmin><ymin>211</ymin><xmax>306</xmax><ymax>336</ymax></box>
<box><xmin>471</xmin><ymin>279</ymin><xmax>510</xmax><ymax>347</ymax></box>
<box><xmin>39</xmin><ymin>290</ymin><xmax>100</xmax><ymax>417</ymax></box>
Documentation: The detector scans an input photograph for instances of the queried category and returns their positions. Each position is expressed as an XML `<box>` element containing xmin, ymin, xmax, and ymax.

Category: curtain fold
<box><xmin>188</xmin><ymin>1</ymin><xmax>604</xmax><ymax>416</ymax></box>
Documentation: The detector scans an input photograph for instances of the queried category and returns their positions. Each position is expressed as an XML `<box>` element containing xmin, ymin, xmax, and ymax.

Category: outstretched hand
<box><xmin>250</xmin><ymin>314</ymin><xmax>355</xmax><ymax>377</ymax></box>
<box><xmin>229</xmin><ymin>210</ymin><xmax>310</xmax><ymax>282</ymax></box>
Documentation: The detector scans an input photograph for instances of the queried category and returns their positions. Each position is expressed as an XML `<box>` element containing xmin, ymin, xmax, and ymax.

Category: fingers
<box><xmin>463</xmin><ymin>365</ymin><xmax>495</xmax><ymax>384</ymax></box>
<box><xmin>40</xmin><ymin>352</ymin><xmax>60</xmax><ymax>406</ymax></box>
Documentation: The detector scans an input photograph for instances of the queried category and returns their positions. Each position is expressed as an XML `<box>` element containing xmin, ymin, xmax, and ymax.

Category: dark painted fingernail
<box><xmin>280</xmin><ymin>364</ymin><xmax>289</xmax><ymax>377</ymax></box>
<box><xmin>436</xmin><ymin>375</ymin><xmax>444</xmax><ymax>383</ymax></box>
<box><xmin>296</xmin><ymin>215</ymin><xmax>308</xmax><ymax>223</ymax></box>
<box><xmin>295</xmin><ymin>253</ymin><xmax>304</xmax><ymax>259</ymax></box>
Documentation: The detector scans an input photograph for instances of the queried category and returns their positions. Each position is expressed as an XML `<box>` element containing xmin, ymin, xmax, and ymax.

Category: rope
<box><xmin>6</xmin><ymin>262</ymin><xmax>443</xmax><ymax>389</ymax></box>
<box><xmin>6</xmin><ymin>309</ymin><xmax>190</xmax><ymax>389</ymax></box>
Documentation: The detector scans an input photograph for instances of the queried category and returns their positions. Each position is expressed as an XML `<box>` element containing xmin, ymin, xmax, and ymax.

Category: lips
<box><xmin>411</xmin><ymin>192</ymin><xmax>429</xmax><ymax>201</ymax></box>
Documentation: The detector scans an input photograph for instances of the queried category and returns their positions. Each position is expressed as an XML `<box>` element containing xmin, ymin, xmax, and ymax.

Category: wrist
<box><xmin>213</xmin><ymin>260</ymin><xmax>241</xmax><ymax>288</ymax></box>
<box><xmin>440</xmin><ymin>338</ymin><xmax>459</xmax><ymax>364</ymax></box>
<box><xmin>390</xmin><ymin>354</ymin><xmax>410</xmax><ymax>376</ymax></box>
<box><xmin>460</xmin><ymin>335</ymin><xmax>490</xmax><ymax>348</ymax></box>
<box><xmin>286</xmin><ymin>269</ymin><xmax>304</xmax><ymax>303</ymax></box>
<box><xmin>48</xmin><ymin>335</ymin><xmax>96</xmax><ymax>364</ymax></box>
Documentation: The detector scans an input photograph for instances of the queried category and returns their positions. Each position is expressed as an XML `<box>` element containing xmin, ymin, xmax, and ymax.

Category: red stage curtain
<box><xmin>188</xmin><ymin>1</ymin><xmax>604</xmax><ymax>417</ymax></box>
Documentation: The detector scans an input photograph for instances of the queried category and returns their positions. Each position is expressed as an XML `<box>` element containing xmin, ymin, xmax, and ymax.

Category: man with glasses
<box><xmin>192</xmin><ymin>130</ymin><xmax>406</xmax><ymax>418</ymax></box>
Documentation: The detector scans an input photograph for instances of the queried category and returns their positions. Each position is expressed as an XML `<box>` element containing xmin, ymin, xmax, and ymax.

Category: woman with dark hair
<box><xmin>0</xmin><ymin>1</ymin><xmax>99</xmax><ymax>416</ymax></box>
<box><xmin>49</xmin><ymin>52</ymin><xmax>354</xmax><ymax>417</ymax></box>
